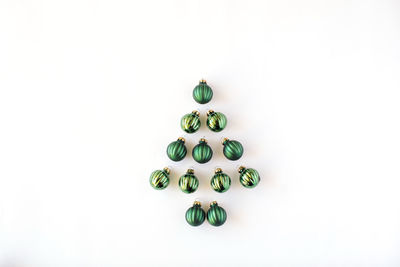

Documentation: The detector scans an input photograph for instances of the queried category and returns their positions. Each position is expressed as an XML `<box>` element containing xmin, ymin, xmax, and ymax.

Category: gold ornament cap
<box><xmin>163</xmin><ymin>167</ymin><xmax>170</xmax><ymax>175</ymax></box>
<box><xmin>215</xmin><ymin>168</ymin><xmax>223</xmax><ymax>174</ymax></box>
<box><xmin>191</xmin><ymin>110</ymin><xmax>200</xmax><ymax>117</ymax></box>
<box><xmin>238</xmin><ymin>166</ymin><xmax>246</xmax><ymax>173</ymax></box>
<box><xmin>206</xmin><ymin>109</ymin><xmax>215</xmax><ymax>116</ymax></box>
<box><xmin>187</xmin><ymin>168</ymin><xmax>194</xmax><ymax>174</ymax></box>
<box><xmin>177</xmin><ymin>137</ymin><xmax>185</xmax><ymax>143</ymax></box>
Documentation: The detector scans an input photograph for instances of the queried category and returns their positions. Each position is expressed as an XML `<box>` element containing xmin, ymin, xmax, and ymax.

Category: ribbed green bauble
<box><xmin>222</xmin><ymin>138</ymin><xmax>243</xmax><ymax>161</ymax></box>
<box><xmin>149</xmin><ymin>167</ymin><xmax>170</xmax><ymax>190</ymax></box>
<box><xmin>207</xmin><ymin>201</ymin><xmax>227</xmax><ymax>227</ymax></box>
<box><xmin>192</xmin><ymin>79</ymin><xmax>213</xmax><ymax>104</ymax></box>
<box><xmin>166</xmin><ymin>137</ymin><xmax>187</xmax><ymax>161</ymax></box>
<box><xmin>238</xmin><ymin>166</ymin><xmax>260</xmax><ymax>188</ymax></box>
<box><xmin>181</xmin><ymin>110</ymin><xmax>201</xmax><ymax>133</ymax></box>
<box><xmin>192</xmin><ymin>138</ymin><xmax>213</xmax><ymax>164</ymax></box>
<box><xmin>179</xmin><ymin>169</ymin><xmax>199</xmax><ymax>193</ymax></box>
<box><xmin>206</xmin><ymin>110</ymin><xmax>227</xmax><ymax>132</ymax></box>
<box><xmin>185</xmin><ymin>201</ymin><xmax>206</xmax><ymax>226</ymax></box>
<box><xmin>210</xmin><ymin>168</ymin><xmax>231</xmax><ymax>193</ymax></box>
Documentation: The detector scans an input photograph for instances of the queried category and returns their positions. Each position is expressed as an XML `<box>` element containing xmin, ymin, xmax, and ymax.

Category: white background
<box><xmin>1</xmin><ymin>0</ymin><xmax>400</xmax><ymax>266</ymax></box>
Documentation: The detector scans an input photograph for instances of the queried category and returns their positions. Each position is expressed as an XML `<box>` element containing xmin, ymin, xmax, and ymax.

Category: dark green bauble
<box><xmin>149</xmin><ymin>167</ymin><xmax>170</xmax><ymax>190</ymax></box>
<box><xmin>206</xmin><ymin>110</ymin><xmax>227</xmax><ymax>132</ymax></box>
<box><xmin>166</xmin><ymin>137</ymin><xmax>187</xmax><ymax>161</ymax></box>
<box><xmin>179</xmin><ymin>169</ymin><xmax>199</xmax><ymax>193</ymax></box>
<box><xmin>222</xmin><ymin>138</ymin><xmax>243</xmax><ymax>161</ymax></box>
<box><xmin>185</xmin><ymin>201</ymin><xmax>206</xmax><ymax>226</ymax></box>
<box><xmin>192</xmin><ymin>80</ymin><xmax>213</xmax><ymax>104</ymax></box>
<box><xmin>238</xmin><ymin>166</ymin><xmax>260</xmax><ymax>188</ymax></box>
<box><xmin>210</xmin><ymin>168</ymin><xmax>231</xmax><ymax>193</ymax></box>
<box><xmin>207</xmin><ymin>201</ymin><xmax>227</xmax><ymax>227</ymax></box>
<box><xmin>192</xmin><ymin>138</ymin><xmax>213</xmax><ymax>164</ymax></box>
<box><xmin>181</xmin><ymin>110</ymin><xmax>201</xmax><ymax>133</ymax></box>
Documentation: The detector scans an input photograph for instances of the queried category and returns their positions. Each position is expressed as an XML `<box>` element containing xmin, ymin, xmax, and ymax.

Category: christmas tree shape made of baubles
<box><xmin>149</xmin><ymin>79</ymin><xmax>260</xmax><ymax>226</ymax></box>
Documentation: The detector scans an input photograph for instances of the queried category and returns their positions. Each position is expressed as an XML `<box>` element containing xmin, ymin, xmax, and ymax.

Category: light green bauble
<box><xmin>206</xmin><ymin>110</ymin><xmax>227</xmax><ymax>132</ymax></box>
<box><xmin>181</xmin><ymin>110</ymin><xmax>201</xmax><ymax>133</ymax></box>
<box><xmin>222</xmin><ymin>138</ymin><xmax>243</xmax><ymax>161</ymax></box>
<box><xmin>207</xmin><ymin>201</ymin><xmax>227</xmax><ymax>227</ymax></box>
<box><xmin>210</xmin><ymin>168</ymin><xmax>231</xmax><ymax>193</ymax></box>
<box><xmin>166</xmin><ymin>137</ymin><xmax>187</xmax><ymax>161</ymax></box>
<box><xmin>238</xmin><ymin>166</ymin><xmax>260</xmax><ymax>188</ymax></box>
<box><xmin>178</xmin><ymin>169</ymin><xmax>199</xmax><ymax>194</ymax></box>
<box><xmin>149</xmin><ymin>167</ymin><xmax>170</xmax><ymax>190</ymax></box>
<box><xmin>192</xmin><ymin>138</ymin><xmax>213</xmax><ymax>164</ymax></box>
<box><xmin>192</xmin><ymin>79</ymin><xmax>213</xmax><ymax>104</ymax></box>
<box><xmin>185</xmin><ymin>201</ymin><xmax>206</xmax><ymax>226</ymax></box>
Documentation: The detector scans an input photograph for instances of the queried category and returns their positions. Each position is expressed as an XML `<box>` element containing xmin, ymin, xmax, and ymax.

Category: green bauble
<box><xmin>206</xmin><ymin>110</ymin><xmax>227</xmax><ymax>132</ymax></box>
<box><xmin>185</xmin><ymin>201</ymin><xmax>206</xmax><ymax>226</ymax></box>
<box><xmin>192</xmin><ymin>138</ymin><xmax>213</xmax><ymax>164</ymax></box>
<box><xmin>207</xmin><ymin>201</ymin><xmax>227</xmax><ymax>227</ymax></box>
<box><xmin>166</xmin><ymin>137</ymin><xmax>187</xmax><ymax>161</ymax></box>
<box><xmin>238</xmin><ymin>166</ymin><xmax>260</xmax><ymax>188</ymax></box>
<box><xmin>179</xmin><ymin>169</ymin><xmax>199</xmax><ymax>193</ymax></box>
<box><xmin>181</xmin><ymin>110</ymin><xmax>201</xmax><ymax>133</ymax></box>
<box><xmin>210</xmin><ymin>168</ymin><xmax>231</xmax><ymax>193</ymax></box>
<box><xmin>222</xmin><ymin>138</ymin><xmax>243</xmax><ymax>161</ymax></box>
<box><xmin>149</xmin><ymin>167</ymin><xmax>170</xmax><ymax>190</ymax></box>
<box><xmin>192</xmin><ymin>79</ymin><xmax>213</xmax><ymax>104</ymax></box>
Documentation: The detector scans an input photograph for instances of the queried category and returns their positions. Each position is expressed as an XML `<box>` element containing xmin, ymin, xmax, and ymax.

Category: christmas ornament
<box><xmin>185</xmin><ymin>201</ymin><xmax>206</xmax><ymax>226</ymax></box>
<box><xmin>222</xmin><ymin>137</ymin><xmax>243</xmax><ymax>161</ymax></box>
<box><xmin>192</xmin><ymin>138</ymin><xmax>213</xmax><ymax>164</ymax></box>
<box><xmin>238</xmin><ymin>166</ymin><xmax>260</xmax><ymax>188</ymax></box>
<box><xmin>149</xmin><ymin>167</ymin><xmax>170</xmax><ymax>190</ymax></box>
<box><xmin>207</xmin><ymin>201</ymin><xmax>227</xmax><ymax>227</ymax></box>
<box><xmin>210</xmin><ymin>168</ymin><xmax>231</xmax><ymax>193</ymax></box>
<box><xmin>166</xmin><ymin>137</ymin><xmax>187</xmax><ymax>161</ymax></box>
<box><xmin>192</xmin><ymin>79</ymin><xmax>213</xmax><ymax>104</ymax></box>
<box><xmin>206</xmin><ymin>110</ymin><xmax>227</xmax><ymax>132</ymax></box>
<box><xmin>179</xmin><ymin>168</ymin><xmax>199</xmax><ymax>193</ymax></box>
<box><xmin>181</xmin><ymin>110</ymin><xmax>201</xmax><ymax>133</ymax></box>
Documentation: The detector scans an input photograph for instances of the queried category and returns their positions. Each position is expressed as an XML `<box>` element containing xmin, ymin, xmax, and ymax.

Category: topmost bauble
<box><xmin>192</xmin><ymin>79</ymin><xmax>213</xmax><ymax>104</ymax></box>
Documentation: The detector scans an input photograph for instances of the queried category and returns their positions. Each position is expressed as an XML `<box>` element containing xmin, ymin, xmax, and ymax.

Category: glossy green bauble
<box><xmin>179</xmin><ymin>169</ymin><xmax>199</xmax><ymax>193</ymax></box>
<box><xmin>192</xmin><ymin>79</ymin><xmax>213</xmax><ymax>104</ymax></box>
<box><xmin>222</xmin><ymin>138</ymin><xmax>243</xmax><ymax>161</ymax></box>
<box><xmin>149</xmin><ymin>167</ymin><xmax>170</xmax><ymax>190</ymax></box>
<box><xmin>210</xmin><ymin>168</ymin><xmax>231</xmax><ymax>193</ymax></box>
<box><xmin>181</xmin><ymin>111</ymin><xmax>201</xmax><ymax>133</ymax></box>
<box><xmin>185</xmin><ymin>201</ymin><xmax>206</xmax><ymax>226</ymax></box>
<box><xmin>207</xmin><ymin>201</ymin><xmax>227</xmax><ymax>227</ymax></box>
<box><xmin>238</xmin><ymin>166</ymin><xmax>260</xmax><ymax>188</ymax></box>
<box><xmin>206</xmin><ymin>110</ymin><xmax>227</xmax><ymax>132</ymax></box>
<box><xmin>166</xmin><ymin>137</ymin><xmax>187</xmax><ymax>161</ymax></box>
<box><xmin>192</xmin><ymin>138</ymin><xmax>213</xmax><ymax>164</ymax></box>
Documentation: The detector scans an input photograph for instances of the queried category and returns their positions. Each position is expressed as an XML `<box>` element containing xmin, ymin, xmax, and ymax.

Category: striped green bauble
<box><xmin>166</xmin><ymin>137</ymin><xmax>187</xmax><ymax>161</ymax></box>
<box><xmin>207</xmin><ymin>201</ymin><xmax>227</xmax><ymax>227</ymax></box>
<box><xmin>185</xmin><ymin>201</ymin><xmax>206</xmax><ymax>226</ymax></box>
<box><xmin>192</xmin><ymin>138</ymin><xmax>213</xmax><ymax>164</ymax></box>
<box><xmin>222</xmin><ymin>138</ymin><xmax>243</xmax><ymax>161</ymax></box>
<box><xmin>210</xmin><ymin>168</ymin><xmax>231</xmax><ymax>193</ymax></box>
<box><xmin>179</xmin><ymin>169</ymin><xmax>199</xmax><ymax>193</ymax></box>
<box><xmin>181</xmin><ymin>110</ymin><xmax>201</xmax><ymax>133</ymax></box>
<box><xmin>149</xmin><ymin>167</ymin><xmax>170</xmax><ymax>190</ymax></box>
<box><xmin>238</xmin><ymin>166</ymin><xmax>260</xmax><ymax>188</ymax></box>
<box><xmin>206</xmin><ymin>110</ymin><xmax>227</xmax><ymax>132</ymax></box>
<box><xmin>192</xmin><ymin>79</ymin><xmax>213</xmax><ymax>104</ymax></box>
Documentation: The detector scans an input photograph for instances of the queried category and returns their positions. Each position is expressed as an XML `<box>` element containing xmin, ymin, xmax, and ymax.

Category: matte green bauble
<box><xmin>238</xmin><ymin>166</ymin><xmax>260</xmax><ymax>188</ymax></box>
<box><xmin>185</xmin><ymin>201</ymin><xmax>206</xmax><ymax>226</ymax></box>
<box><xmin>192</xmin><ymin>79</ymin><xmax>213</xmax><ymax>104</ymax></box>
<box><xmin>179</xmin><ymin>169</ymin><xmax>199</xmax><ymax>193</ymax></box>
<box><xmin>166</xmin><ymin>137</ymin><xmax>187</xmax><ymax>161</ymax></box>
<box><xmin>149</xmin><ymin>167</ymin><xmax>170</xmax><ymax>190</ymax></box>
<box><xmin>181</xmin><ymin>110</ymin><xmax>201</xmax><ymax>133</ymax></box>
<box><xmin>222</xmin><ymin>138</ymin><xmax>243</xmax><ymax>161</ymax></box>
<box><xmin>207</xmin><ymin>201</ymin><xmax>227</xmax><ymax>227</ymax></box>
<box><xmin>192</xmin><ymin>138</ymin><xmax>213</xmax><ymax>164</ymax></box>
<box><xmin>206</xmin><ymin>110</ymin><xmax>227</xmax><ymax>132</ymax></box>
<box><xmin>210</xmin><ymin>168</ymin><xmax>231</xmax><ymax>193</ymax></box>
